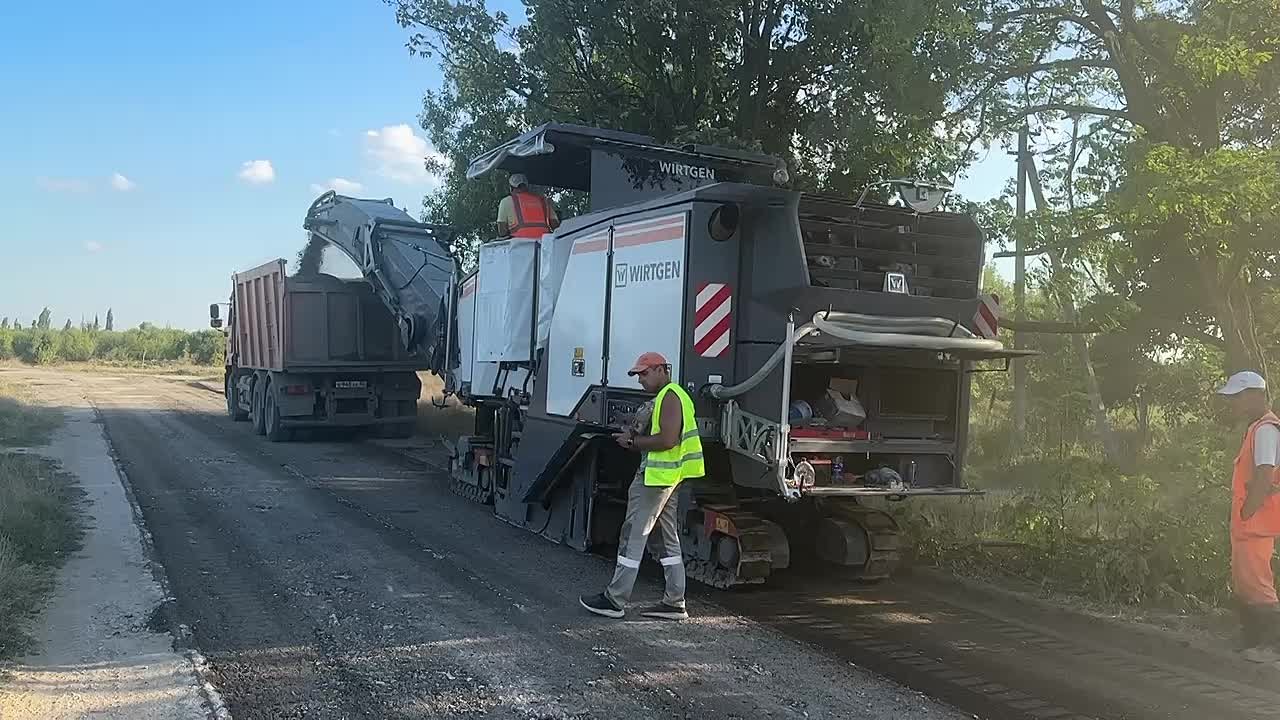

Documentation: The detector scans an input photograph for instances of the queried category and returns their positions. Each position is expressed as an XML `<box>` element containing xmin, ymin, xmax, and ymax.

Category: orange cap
<box><xmin>627</xmin><ymin>351</ymin><xmax>669</xmax><ymax>376</ymax></box>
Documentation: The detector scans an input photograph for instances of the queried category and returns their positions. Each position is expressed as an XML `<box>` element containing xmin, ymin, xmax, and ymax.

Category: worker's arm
<box><xmin>1242</xmin><ymin>465</ymin><xmax>1279</xmax><ymax>520</ymax></box>
<box><xmin>627</xmin><ymin>393</ymin><xmax>682</xmax><ymax>452</ymax></box>
<box><xmin>495</xmin><ymin>197</ymin><xmax>513</xmax><ymax>238</ymax></box>
<box><xmin>1242</xmin><ymin>424</ymin><xmax>1280</xmax><ymax>520</ymax></box>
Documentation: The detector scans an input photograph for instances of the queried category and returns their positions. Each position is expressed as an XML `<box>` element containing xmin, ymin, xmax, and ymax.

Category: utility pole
<box><xmin>1011</xmin><ymin>127</ymin><xmax>1029</xmax><ymax>443</ymax></box>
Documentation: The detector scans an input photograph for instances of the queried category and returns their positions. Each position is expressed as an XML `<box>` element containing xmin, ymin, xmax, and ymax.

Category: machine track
<box><xmin>820</xmin><ymin>504</ymin><xmax>903</xmax><ymax>581</ymax></box>
<box><xmin>684</xmin><ymin>510</ymin><xmax>784</xmax><ymax>589</ymax></box>
<box><xmin>448</xmin><ymin>474</ymin><xmax>492</xmax><ymax>504</ymax></box>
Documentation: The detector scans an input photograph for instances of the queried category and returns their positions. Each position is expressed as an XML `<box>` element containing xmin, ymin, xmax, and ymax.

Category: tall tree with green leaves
<box><xmin>390</xmin><ymin>0</ymin><xmax>989</xmax><ymax>249</ymax></box>
<box><xmin>36</xmin><ymin>307</ymin><xmax>52</xmax><ymax>330</ymax></box>
<box><xmin>105</xmin><ymin>308</ymin><xmax>114</xmax><ymax>332</ymax></box>
<box><xmin>963</xmin><ymin>0</ymin><xmax>1280</xmax><ymax>375</ymax></box>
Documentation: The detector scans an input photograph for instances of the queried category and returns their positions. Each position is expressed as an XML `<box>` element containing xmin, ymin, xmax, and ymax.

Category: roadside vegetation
<box><xmin>0</xmin><ymin>314</ymin><xmax>223</xmax><ymax>367</ymax></box>
<box><xmin>0</xmin><ymin>383</ymin><xmax>81</xmax><ymax>660</ymax></box>
<box><xmin>893</xmin><ymin>272</ymin><xmax>1278</xmax><ymax>617</ymax></box>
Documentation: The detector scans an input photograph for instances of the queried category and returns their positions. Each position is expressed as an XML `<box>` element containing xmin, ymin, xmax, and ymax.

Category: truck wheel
<box><xmin>264</xmin><ymin>392</ymin><xmax>292</xmax><ymax>443</ymax></box>
<box><xmin>251</xmin><ymin>382</ymin><xmax>267</xmax><ymax>436</ymax></box>
<box><xmin>226</xmin><ymin>374</ymin><xmax>249</xmax><ymax>422</ymax></box>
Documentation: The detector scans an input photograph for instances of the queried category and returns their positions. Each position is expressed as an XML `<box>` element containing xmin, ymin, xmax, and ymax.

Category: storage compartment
<box><xmin>789</xmin><ymin>362</ymin><xmax>958</xmax><ymax>441</ymax></box>
<box><xmin>785</xmin><ymin>358</ymin><xmax>963</xmax><ymax>489</ymax></box>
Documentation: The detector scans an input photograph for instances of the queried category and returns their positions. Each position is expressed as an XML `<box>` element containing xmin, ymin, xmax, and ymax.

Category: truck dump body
<box><xmin>231</xmin><ymin>260</ymin><xmax>421</xmax><ymax>371</ymax></box>
<box><xmin>219</xmin><ymin>259</ymin><xmax>427</xmax><ymax>440</ymax></box>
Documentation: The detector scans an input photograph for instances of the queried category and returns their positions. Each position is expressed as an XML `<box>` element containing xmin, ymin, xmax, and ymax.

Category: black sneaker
<box><xmin>639</xmin><ymin>603</ymin><xmax>689</xmax><ymax>621</ymax></box>
<box><xmin>579</xmin><ymin>593</ymin><xmax>624</xmax><ymax>619</ymax></box>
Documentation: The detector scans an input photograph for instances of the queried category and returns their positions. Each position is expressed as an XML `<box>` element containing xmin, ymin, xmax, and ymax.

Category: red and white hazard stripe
<box><xmin>974</xmin><ymin>293</ymin><xmax>1000</xmax><ymax>339</ymax></box>
<box><xmin>694</xmin><ymin>282</ymin><xmax>732</xmax><ymax>357</ymax></box>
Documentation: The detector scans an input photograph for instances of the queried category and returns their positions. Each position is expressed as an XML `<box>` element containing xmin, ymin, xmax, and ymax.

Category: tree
<box><xmin>105</xmin><ymin>308</ymin><xmax>114</xmax><ymax>332</ymax></box>
<box><xmin>391</xmin><ymin>0</ymin><xmax>989</xmax><ymax>249</ymax></box>
<box><xmin>0</xmin><ymin>318</ymin><xmax>8</xmax><ymax>330</ymax></box>
<box><xmin>63</xmin><ymin>319</ymin><xmax>72</xmax><ymax>331</ymax></box>
<box><xmin>964</xmin><ymin>0</ymin><xmax>1280</xmax><ymax>375</ymax></box>
<box><xmin>36</xmin><ymin>307</ymin><xmax>52</xmax><ymax>330</ymax></box>
<box><xmin>93</xmin><ymin>315</ymin><xmax>100</xmax><ymax>331</ymax></box>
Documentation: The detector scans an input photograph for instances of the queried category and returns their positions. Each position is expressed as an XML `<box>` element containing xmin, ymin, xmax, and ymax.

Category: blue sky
<box><xmin>0</xmin><ymin>1</ymin><xmax>1013</xmax><ymax>330</ymax></box>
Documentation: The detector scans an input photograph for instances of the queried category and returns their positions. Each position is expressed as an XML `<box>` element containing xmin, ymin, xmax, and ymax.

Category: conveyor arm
<box><xmin>302</xmin><ymin>191</ymin><xmax>457</xmax><ymax>363</ymax></box>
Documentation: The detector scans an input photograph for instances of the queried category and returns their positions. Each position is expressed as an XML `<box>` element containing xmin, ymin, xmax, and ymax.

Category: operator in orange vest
<box><xmin>1218</xmin><ymin>370</ymin><xmax>1280</xmax><ymax>662</ymax></box>
<box><xmin>494</xmin><ymin>173</ymin><xmax>559</xmax><ymax>240</ymax></box>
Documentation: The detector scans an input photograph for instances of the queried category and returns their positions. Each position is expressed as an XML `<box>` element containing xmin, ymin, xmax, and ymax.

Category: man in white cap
<box><xmin>1217</xmin><ymin>370</ymin><xmax>1280</xmax><ymax>661</ymax></box>
<box><xmin>494</xmin><ymin>172</ymin><xmax>559</xmax><ymax>241</ymax></box>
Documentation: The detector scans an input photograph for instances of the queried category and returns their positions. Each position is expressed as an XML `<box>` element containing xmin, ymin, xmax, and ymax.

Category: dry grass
<box><xmin>415</xmin><ymin>372</ymin><xmax>475</xmax><ymax>439</ymax></box>
<box><xmin>38</xmin><ymin>360</ymin><xmax>218</xmax><ymax>377</ymax></box>
<box><xmin>0</xmin><ymin>382</ymin><xmax>61</xmax><ymax>448</ymax></box>
<box><xmin>0</xmin><ymin>389</ymin><xmax>81</xmax><ymax>660</ymax></box>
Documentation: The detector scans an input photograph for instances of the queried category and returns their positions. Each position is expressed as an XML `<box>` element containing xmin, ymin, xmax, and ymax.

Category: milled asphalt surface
<box><xmin>0</xmin><ymin>392</ymin><xmax>210</xmax><ymax>719</ymax></box>
<box><xmin>1</xmin><ymin>368</ymin><xmax>963</xmax><ymax>720</ymax></box>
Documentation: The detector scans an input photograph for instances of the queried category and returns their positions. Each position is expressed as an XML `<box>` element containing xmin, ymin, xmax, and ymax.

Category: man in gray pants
<box><xmin>580</xmin><ymin>352</ymin><xmax>701</xmax><ymax>621</ymax></box>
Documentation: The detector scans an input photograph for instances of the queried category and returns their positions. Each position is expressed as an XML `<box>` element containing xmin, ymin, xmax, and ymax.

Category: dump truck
<box><xmin>301</xmin><ymin>123</ymin><xmax>1032</xmax><ymax>587</ymax></box>
<box><xmin>211</xmin><ymin>248</ymin><xmax>446</xmax><ymax>441</ymax></box>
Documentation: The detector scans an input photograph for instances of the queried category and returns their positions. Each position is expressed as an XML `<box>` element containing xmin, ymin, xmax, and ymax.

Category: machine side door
<box><xmin>606</xmin><ymin>213</ymin><xmax>688</xmax><ymax>388</ymax></box>
<box><xmin>546</xmin><ymin>229</ymin><xmax>610</xmax><ymax>417</ymax></box>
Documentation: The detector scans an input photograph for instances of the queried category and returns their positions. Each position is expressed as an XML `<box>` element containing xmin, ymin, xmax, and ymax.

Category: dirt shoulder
<box><xmin>0</xmin><ymin>372</ymin><xmax>213</xmax><ymax>719</ymax></box>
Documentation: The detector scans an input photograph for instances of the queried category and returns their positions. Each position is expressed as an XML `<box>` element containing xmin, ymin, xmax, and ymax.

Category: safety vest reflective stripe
<box><xmin>510</xmin><ymin>190</ymin><xmax>551</xmax><ymax>239</ymax></box>
<box><xmin>643</xmin><ymin>383</ymin><xmax>706</xmax><ymax>487</ymax></box>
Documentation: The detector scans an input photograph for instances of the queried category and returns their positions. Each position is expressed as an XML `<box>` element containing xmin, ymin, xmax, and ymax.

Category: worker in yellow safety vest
<box><xmin>494</xmin><ymin>173</ymin><xmax>559</xmax><ymax>240</ymax></box>
<box><xmin>580</xmin><ymin>352</ymin><xmax>703</xmax><ymax>620</ymax></box>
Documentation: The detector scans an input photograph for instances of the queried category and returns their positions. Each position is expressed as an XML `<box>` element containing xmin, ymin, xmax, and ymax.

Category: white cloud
<box><xmin>36</xmin><ymin>176</ymin><xmax>91</xmax><ymax>193</ymax></box>
<box><xmin>363</xmin><ymin>124</ymin><xmax>445</xmax><ymax>185</ymax></box>
<box><xmin>110</xmin><ymin>172</ymin><xmax>136</xmax><ymax>191</ymax></box>
<box><xmin>237</xmin><ymin>160</ymin><xmax>276</xmax><ymax>185</ymax></box>
<box><xmin>310</xmin><ymin>177</ymin><xmax>364</xmax><ymax>195</ymax></box>
<box><xmin>85</xmin><ymin>240</ymin><xmax>104</xmax><ymax>253</ymax></box>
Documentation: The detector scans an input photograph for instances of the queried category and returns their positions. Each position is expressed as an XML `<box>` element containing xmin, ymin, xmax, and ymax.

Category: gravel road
<box><xmin>8</xmin><ymin>369</ymin><xmax>961</xmax><ymax>720</ymax></box>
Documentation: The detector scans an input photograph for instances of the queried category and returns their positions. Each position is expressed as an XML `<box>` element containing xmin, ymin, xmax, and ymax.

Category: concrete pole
<box><xmin>1012</xmin><ymin>128</ymin><xmax>1029</xmax><ymax>442</ymax></box>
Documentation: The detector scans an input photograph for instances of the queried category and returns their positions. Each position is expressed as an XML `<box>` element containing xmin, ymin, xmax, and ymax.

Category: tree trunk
<box><xmin>1217</xmin><ymin>278</ymin><xmax>1270</xmax><ymax>377</ymax></box>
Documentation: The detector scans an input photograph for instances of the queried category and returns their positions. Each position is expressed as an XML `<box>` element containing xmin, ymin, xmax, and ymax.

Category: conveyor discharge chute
<box><xmin>302</xmin><ymin>191</ymin><xmax>457</xmax><ymax>362</ymax></box>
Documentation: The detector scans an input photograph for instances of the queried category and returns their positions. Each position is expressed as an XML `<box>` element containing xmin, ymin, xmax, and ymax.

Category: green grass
<box><xmin>0</xmin><ymin>388</ymin><xmax>81</xmax><ymax>660</ymax></box>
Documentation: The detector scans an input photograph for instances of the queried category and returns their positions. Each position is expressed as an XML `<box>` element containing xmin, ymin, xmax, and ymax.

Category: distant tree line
<box><xmin>0</xmin><ymin>307</ymin><xmax>223</xmax><ymax>366</ymax></box>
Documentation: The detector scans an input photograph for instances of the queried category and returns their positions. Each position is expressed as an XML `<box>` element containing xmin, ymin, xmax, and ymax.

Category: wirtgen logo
<box><xmin>614</xmin><ymin>261</ymin><xmax>682</xmax><ymax>288</ymax></box>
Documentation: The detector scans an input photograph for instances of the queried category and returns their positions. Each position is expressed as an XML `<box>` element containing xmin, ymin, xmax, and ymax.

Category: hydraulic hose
<box><xmin>819</xmin><ymin>311</ymin><xmax>977</xmax><ymax>339</ymax></box>
<box><xmin>707</xmin><ymin>311</ymin><xmax>1005</xmax><ymax>401</ymax></box>
<box><xmin>707</xmin><ymin>322</ymin><xmax>818</xmax><ymax>399</ymax></box>
<box><xmin>811</xmin><ymin>313</ymin><xmax>1003</xmax><ymax>353</ymax></box>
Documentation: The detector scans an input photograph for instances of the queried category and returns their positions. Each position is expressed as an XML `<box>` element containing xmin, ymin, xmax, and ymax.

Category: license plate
<box><xmin>334</xmin><ymin>381</ymin><xmax>367</xmax><ymax>389</ymax></box>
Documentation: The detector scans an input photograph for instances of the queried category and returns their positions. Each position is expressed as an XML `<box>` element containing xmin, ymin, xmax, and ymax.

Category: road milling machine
<box><xmin>301</xmin><ymin>124</ymin><xmax>1033</xmax><ymax>588</ymax></box>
